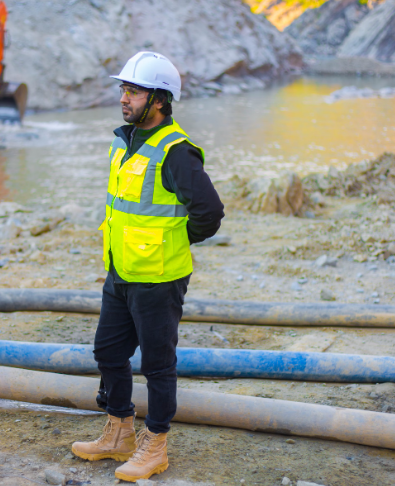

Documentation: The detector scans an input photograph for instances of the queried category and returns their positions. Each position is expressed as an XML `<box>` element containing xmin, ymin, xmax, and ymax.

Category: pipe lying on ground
<box><xmin>0</xmin><ymin>288</ymin><xmax>394</xmax><ymax>327</ymax></box>
<box><xmin>1</xmin><ymin>340</ymin><xmax>395</xmax><ymax>383</ymax></box>
<box><xmin>1</xmin><ymin>365</ymin><xmax>395</xmax><ymax>449</ymax></box>
<box><xmin>0</xmin><ymin>289</ymin><xmax>102</xmax><ymax>313</ymax></box>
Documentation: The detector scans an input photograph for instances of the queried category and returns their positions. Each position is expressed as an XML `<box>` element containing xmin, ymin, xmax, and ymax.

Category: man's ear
<box><xmin>154</xmin><ymin>97</ymin><xmax>164</xmax><ymax>110</ymax></box>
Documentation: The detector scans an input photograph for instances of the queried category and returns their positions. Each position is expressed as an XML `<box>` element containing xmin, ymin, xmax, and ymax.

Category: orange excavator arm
<box><xmin>0</xmin><ymin>1</ymin><xmax>28</xmax><ymax>123</ymax></box>
<box><xmin>0</xmin><ymin>1</ymin><xmax>7</xmax><ymax>80</ymax></box>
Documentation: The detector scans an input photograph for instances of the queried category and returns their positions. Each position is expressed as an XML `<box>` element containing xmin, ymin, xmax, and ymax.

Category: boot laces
<box><xmin>129</xmin><ymin>429</ymin><xmax>153</xmax><ymax>464</ymax></box>
<box><xmin>94</xmin><ymin>418</ymin><xmax>113</xmax><ymax>445</ymax></box>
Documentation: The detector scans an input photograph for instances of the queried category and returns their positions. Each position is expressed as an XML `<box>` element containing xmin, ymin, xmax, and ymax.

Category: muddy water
<box><xmin>1</xmin><ymin>75</ymin><xmax>395</xmax><ymax>207</ymax></box>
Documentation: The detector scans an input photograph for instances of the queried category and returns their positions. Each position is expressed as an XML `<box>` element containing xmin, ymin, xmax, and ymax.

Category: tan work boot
<box><xmin>114</xmin><ymin>427</ymin><xmax>168</xmax><ymax>481</ymax></box>
<box><xmin>72</xmin><ymin>414</ymin><xmax>136</xmax><ymax>462</ymax></box>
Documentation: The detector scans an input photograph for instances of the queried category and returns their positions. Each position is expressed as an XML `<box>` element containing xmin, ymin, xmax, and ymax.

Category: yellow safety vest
<box><xmin>99</xmin><ymin>119</ymin><xmax>204</xmax><ymax>283</ymax></box>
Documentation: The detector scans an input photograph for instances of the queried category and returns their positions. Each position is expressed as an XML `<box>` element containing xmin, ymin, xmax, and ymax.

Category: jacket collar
<box><xmin>114</xmin><ymin>115</ymin><xmax>173</xmax><ymax>148</ymax></box>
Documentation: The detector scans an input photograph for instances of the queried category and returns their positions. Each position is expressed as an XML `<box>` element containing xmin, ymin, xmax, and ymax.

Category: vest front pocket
<box><xmin>118</xmin><ymin>155</ymin><xmax>149</xmax><ymax>199</ymax></box>
<box><xmin>123</xmin><ymin>226</ymin><xmax>164</xmax><ymax>276</ymax></box>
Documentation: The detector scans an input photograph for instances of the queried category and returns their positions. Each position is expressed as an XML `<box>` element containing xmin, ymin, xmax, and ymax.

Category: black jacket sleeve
<box><xmin>161</xmin><ymin>141</ymin><xmax>225</xmax><ymax>244</ymax></box>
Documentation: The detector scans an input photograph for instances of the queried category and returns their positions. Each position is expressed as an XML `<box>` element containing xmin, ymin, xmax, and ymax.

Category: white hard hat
<box><xmin>110</xmin><ymin>51</ymin><xmax>182</xmax><ymax>101</ymax></box>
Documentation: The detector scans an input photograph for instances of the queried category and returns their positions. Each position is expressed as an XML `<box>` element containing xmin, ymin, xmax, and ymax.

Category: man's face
<box><xmin>119</xmin><ymin>84</ymin><xmax>152</xmax><ymax>124</ymax></box>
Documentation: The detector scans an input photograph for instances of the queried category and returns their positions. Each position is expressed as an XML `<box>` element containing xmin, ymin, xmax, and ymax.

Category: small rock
<box><xmin>52</xmin><ymin>428</ymin><xmax>61</xmax><ymax>435</ymax></box>
<box><xmin>282</xmin><ymin>478</ymin><xmax>292</xmax><ymax>486</ymax></box>
<box><xmin>59</xmin><ymin>203</ymin><xmax>80</xmax><ymax>219</ymax></box>
<box><xmin>69</xmin><ymin>248</ymin><xmax>81</xmax><ymax>254</ymax></box>
<box><xmin>84</xmin><ymin>273</ymin><xmax>99</xmax><ymax>283</ymax></box>
<box><xmin>0</xmin><ymin>257</ymin><xmax>9</xmax><ymax>268</ymax></box>
<box><xmin>30</xmin><ymin>250</ymin><xmax>46</xmax><ymax>264</ymax></box>
<box><xmin>369</xmin><ymin>392</ymin><xmax>379</xmax><ymax>398</ymax></box>
<box><xmin>353</xmin><ymin>254</ymin><xmax>367</xmax><ymax>263</ymax></box>
<box><xmin>361</xmin><ymin>234</ymin><xmax>376</xmax><ymax>243</ymax></box>
<box><xmin>203</xmin><ymin>81</ymin><xmax>222</xmax><ymax>92</ymax></box>
<box><xmin>287</xmin><ymin>245</ymin><xmax>297</xmax><ymax>254</ymax></box>
<box><xmin>315</xmin><ymin>255</ymin><xmax>337</xmax><ymax>267</ymax></box>
<box><xmin>236</xmin><ymin>275</ymin><xmax>244</xmax><ymax>281</ymax></box>
<box><xmin>259</xmin><ymin>281</ymin><xmax>266</xmax><ymax>289</ymax></box>
<box><xmin>135</xmin><ymin>480</ymin><xmax>155</xmax><ymax>486</ymax></box>
<box><xmin>356</xmin><ymin>273</ymin><xmax>363</xmax><ymax>278</ymax></box>
<box><xmin>297</xmin><ymin>482</ymin><xmax>325</xmax><ymax>486</ymax></box>
<box><xmin>44</xmin><ymin>469</ymin><xmax>66</xmax><ymax>486</ymax></box>
<box><xmin>15</xmin><ymin>419</ymin><xmax>21</xmax><ymax>423</ymax></box>
<box><xmin>69</xmin><ymin>467</ymin><xmax>77</xmax><ymax>473</ymax></box>
<box><xmin>298</xmin><ymin>277</ymin><xmax>308</xmax><ymax>284</ymax></box>
<box><xmin>64</xmin><ymin>452</ymin><xmax>73</xmax><ymax>460</ymax></box>
<box><xmin>325</xmin><ymin>257</ymin><xmax>338</xmax><ymax>267</ymax></box>
<box><xmin>304</xmin><ymin>211</ymin><xmax>315</xmax><ymax>218</ymax></box>
<box><xmin>291</xmin><ymin>282</ymin><xmax>303</xmax><ymax>292</ymax></box>
<box><xmin>315</xmin><ymin>255</ymin><xmax>327</xmax><ymax>267</ymax></box>
<box><xmin>374</xmin><ymin>298</ymin><xmax>380</xmax><ymax>304</ymax></box>
<box><xmin>41</xmin><ymin>424</ymin><xmax>50</xmax><ymax>429</ymax></box>
<box><xmin>387</xmin><ymin>243</ymin><xmax>395</xmax><ymax>255</ymax></box>
<box><xmin>371</xmin><ymin>291</ymin><xmax>379</xmax><ymax>298</ymax></box>
<box><xmin>0</xmin><ymin>221</ymin><xmax>22</xmax><ymax>240</ymax></box>
<box><xmin>387</xmin><ymin>255</ymin><xmax>395</xmax><ymax>264</ymax></box>
<box><xmin>195</xmin><ymin>235</ymin><xmax>231</xmax><ymax>246</ymax></box>
<box><xmin>356</xmin><ymin>288</ymin><xmax>364</xmax><ymax>293</ymax></box>
<box><xmin>30</xmin><ymin>222</ymin><xmax>51</xmax><ymax>237</ymax></box>
<box><xmin>320</xmin><ymin>289</ymin><xmax>336</xmax><ymax>301</ymax></box>
<box><xmin>310</xmin><ymin>191</ymin><xmax>326</xmax><ymax>207</ymax></box>
<box><xmin>285</xmin><ymin>439</ymin><xmax>295</xmax><ymax>444</ymax></box>
<box><xmin>114</xmin><ymin>480</ymin><xmax>121</xmax><ymax>485</ymax></box>
<box><xmin>369</xmin><ymin>265</ymin><xmax>378</xmax><ymax>271</ymax></box>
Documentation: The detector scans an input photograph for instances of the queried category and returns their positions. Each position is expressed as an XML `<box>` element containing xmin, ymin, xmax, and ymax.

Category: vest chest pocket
<box><xmin>123</xmin><ymin>227</ymin><xmax>164</xmax><ymax>276</ymax></box>
<box><xmin>118</xmin><ymin>155</ymin><xmax>149</xmax><ymax>199</ymax></box>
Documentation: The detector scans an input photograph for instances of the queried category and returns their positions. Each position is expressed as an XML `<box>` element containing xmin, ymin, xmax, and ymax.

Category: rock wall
<box><xmin>4</xmin><ymin>0</ymin><xmax>302</xmax><ymax>111</ymax></box>
<box><xmin>338</xmin><ymin>0</ymin><xmax>395</xmax><ymax>62</ymax></box>
<box><xmin>285</xmin><ymin>0</ymin><xmax>373</xmax><ymax>57</ymax></box>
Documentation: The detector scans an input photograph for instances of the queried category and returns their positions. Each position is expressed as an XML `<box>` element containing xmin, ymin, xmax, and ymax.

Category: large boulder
<box><xmin>4</xmin><ymin>0</ymin><xmax>302</xmax><ymax>110</ymax></box>
<box><xmin>246</xmin><ymin>172</ymin><xmax>304</xmax><ymax>216</ymax></box>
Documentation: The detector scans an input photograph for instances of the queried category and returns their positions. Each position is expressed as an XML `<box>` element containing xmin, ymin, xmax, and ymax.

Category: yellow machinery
<box><xmin>0</xmin><ymin>1</ymin><xmax>28</xmax><ymax>123</ymax></box>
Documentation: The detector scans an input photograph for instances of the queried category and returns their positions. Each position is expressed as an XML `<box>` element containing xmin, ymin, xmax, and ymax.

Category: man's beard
<box><xmin>122</xmin><ymin>104</ymin><xmax>145</xmax><ymax>124</ymax></box>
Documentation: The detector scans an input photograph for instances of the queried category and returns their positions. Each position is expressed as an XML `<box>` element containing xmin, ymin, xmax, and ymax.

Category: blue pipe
<box><xmin>1</xmin><ymin>340</ymin><xmax>394</xmax><ymax>382</ymax></box>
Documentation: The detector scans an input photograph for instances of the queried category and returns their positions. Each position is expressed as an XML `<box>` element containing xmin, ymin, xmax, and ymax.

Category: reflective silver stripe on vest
<box><xmin>106</xmin><ymin>192</ymin><xmax>114</xmax><ymax>206</ymax></box>
<box><xmin>109</xmin><ymin>137</ymin><xmax>127</xmax><ymax>163</ymax></box>
<box><xmin>107</xmin><ymin>131</ymin><xmax>191</xmax><ymax>218</ymax></box>
<box><xmin>113</xmin><ymin>198</ymin><xmax>188</xmax><ymax>217</ymax></box>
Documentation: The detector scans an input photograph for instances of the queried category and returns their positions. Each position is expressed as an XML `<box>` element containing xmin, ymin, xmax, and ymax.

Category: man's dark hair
<box><xmin>155</xmin><ymin>88</ymin><xmax>172</xmax><ymax>116</ymax></box>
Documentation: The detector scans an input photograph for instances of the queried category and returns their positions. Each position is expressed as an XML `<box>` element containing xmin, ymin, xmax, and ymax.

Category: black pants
<box><xmin>93</xmin><ymin>273</ymin><xmax>190</xmax><ymax>434</ymax></box>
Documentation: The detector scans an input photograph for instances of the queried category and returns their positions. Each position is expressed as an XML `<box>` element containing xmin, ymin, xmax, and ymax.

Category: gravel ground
<box><xmin>1</xmin><ymin>195</ymin><xmax>395</xmax><ymax>485</ymax></box>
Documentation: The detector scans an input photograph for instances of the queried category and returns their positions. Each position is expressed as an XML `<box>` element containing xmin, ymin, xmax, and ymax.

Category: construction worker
<box><xmin>71</xmin><ymin>51</ymin><xmax>225</xmax><ymax>482</ymax></box>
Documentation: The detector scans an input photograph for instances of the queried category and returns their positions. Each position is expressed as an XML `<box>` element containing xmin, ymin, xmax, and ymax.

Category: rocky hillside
<box><xmin>285</xmin><ymin>0</ymin><xmax>374</xmax><ymax>57</ymax></box>
<box><xmin>284</xmin><ymin>0</ymin><xmax>395</xmax><ymax>70</ymax></box>
<box><xmin>338</xmin><ymin>0</ymin><xmax>395</xmax><ymax>62</ymax></box>
<box><xmin>4</xmin><ymin>0</ymin><xmax>302</xmax><ymax>111</ymax></box>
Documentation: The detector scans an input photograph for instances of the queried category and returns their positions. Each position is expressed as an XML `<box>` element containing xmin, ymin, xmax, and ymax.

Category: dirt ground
<box><xmin>1</xmin><ymin>193</ymin><xmax>395</xmax><ymax>485</ymax></box>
